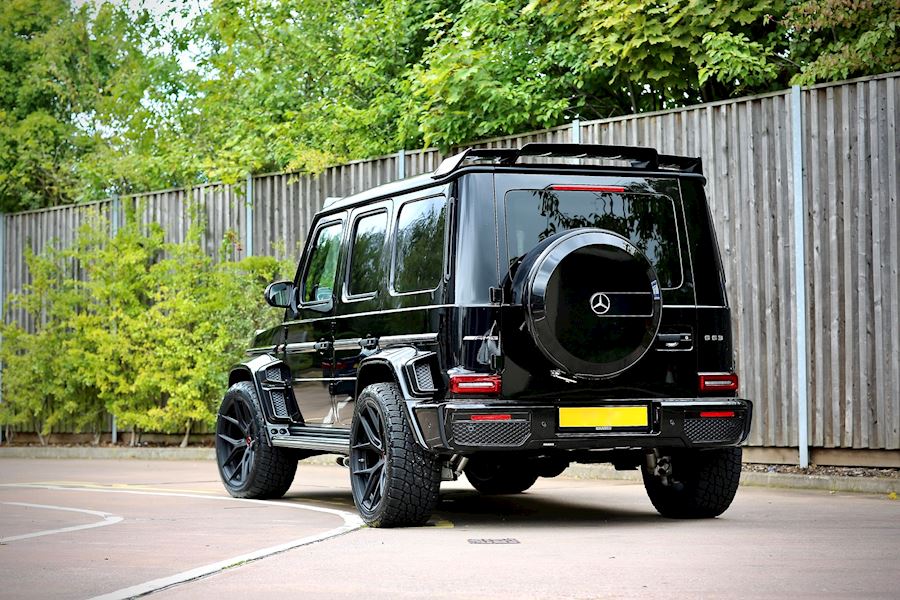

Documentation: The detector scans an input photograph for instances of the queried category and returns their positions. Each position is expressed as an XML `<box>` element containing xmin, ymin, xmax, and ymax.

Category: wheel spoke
<box><xmin>351</xmin><ymin>440</ymin><xmax>377</xmax><ymax>451</ymax></box>
<box><xmin>217</xmin><ymin>433</ymin><xmax>243</xmax><ymax>447</ymax></box>
<box><xmin>219</xmin><ymin>413</ymin><xmax>241</xmax><ymax>430</ymax></box>
<box><xmin>358</xmin><ymin>412</ymin><xmax>382</xmax><ymax>451</ymax></box>
<box><xmin>239</xmin><ymin>449</ymin><xmax>252</xmax><ymax>482</ymax></box>
<box><xmin>235</xmin><ymin>400</ymin><xmax>251</xmax><ymax>431</ymax></box>
<box><xmin>356</xmin><ymin>458</ymin><xmax>384</xmax><ymax>476</ymax></box>
<box><xmin>364</xmin><ymin>405</ymin><xmax>385</xmax><ymax>448</ymax></box>
<box><xmin>361</xmin><ymin>459</ymin><xmax>384</xmax><ymax>503</ymax></box>
<box><xmin>223</xmin><ymin>445</ymin><xmax>245</xmax><ymax>482</ymax></box>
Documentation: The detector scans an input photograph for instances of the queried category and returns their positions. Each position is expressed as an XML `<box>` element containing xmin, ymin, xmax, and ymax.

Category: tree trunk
<box><xmin>129</xmin><ymin>427</ymin><xmax>137</xmax><ymax>447</ymax></box>
<box><xmin>180</xmin><ymin>421</ymin><xmax>192</xmax><ymax>448</ymax></box>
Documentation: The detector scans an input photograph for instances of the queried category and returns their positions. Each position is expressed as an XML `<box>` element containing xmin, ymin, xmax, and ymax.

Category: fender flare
<box><xmin>355</xmin><ymin>347</ymin><xmax>440</xmax><ymax>449</ymax></box>
<box><xmin>227</xmin><ymin>354</ymin><xmax>299</xmax><ymax>444</ymax></box>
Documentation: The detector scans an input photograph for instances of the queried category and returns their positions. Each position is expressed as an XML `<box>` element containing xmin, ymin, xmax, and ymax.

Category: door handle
<box><xmin>314</xmin><ymin>340</ymin><xmax>332</xmax><ymax>352</ymax></box>
<box><xmin>656</xmin><ymin>332</ymin><xmax>692</xmax><ymax>350</ymax></box>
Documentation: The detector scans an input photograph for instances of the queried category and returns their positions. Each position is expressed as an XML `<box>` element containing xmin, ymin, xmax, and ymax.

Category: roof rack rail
<box><xmin>432</xmin><ymin>143</ymin><xmax>703</xmax><ymax>178</ymax></box>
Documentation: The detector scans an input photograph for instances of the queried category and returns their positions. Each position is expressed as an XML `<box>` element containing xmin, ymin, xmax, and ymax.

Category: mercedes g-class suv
<box><xmin>215</xmin><ymin>143</ymin><xmax>752</xmax><ymax>527</ymax></box>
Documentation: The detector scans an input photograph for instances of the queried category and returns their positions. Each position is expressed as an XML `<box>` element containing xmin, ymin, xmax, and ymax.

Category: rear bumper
<box><xmin>412</xmin><ymin>398</ymin><xmax>752</xmax><ymax>453</ymax></box>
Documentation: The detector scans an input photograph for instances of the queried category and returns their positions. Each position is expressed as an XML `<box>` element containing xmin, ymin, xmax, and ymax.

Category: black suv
<box><xmin>215</xmin><ymin>143</ymin><xmax>752</xmax><ymax>527</ymax></box>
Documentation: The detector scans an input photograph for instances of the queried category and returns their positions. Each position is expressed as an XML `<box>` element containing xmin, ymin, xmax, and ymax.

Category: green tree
<box><xmin>785</xmin><ymin>0</ymin><xmax>900</xmax><ymax>85</ymax></box>
<box><xmin>0</xmin><ymin>0</ymin><xmax>190</xmax><ymax>212</ymax></box>
<box><xmin>527</xmin><ymin>0</ymin><xmax>786</xmax><ymax>111</ymax></box>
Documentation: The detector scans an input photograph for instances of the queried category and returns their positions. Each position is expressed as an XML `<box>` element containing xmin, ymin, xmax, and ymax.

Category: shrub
<box><xmin>0</xmin><ymin>216</ymin><xmax>288</xmax><ymax>443</ymax></box>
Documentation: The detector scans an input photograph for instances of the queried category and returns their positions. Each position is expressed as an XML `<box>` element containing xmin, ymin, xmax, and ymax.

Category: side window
<box><xmin>347</xmin><ymin>211</ymin><xmax>388</xmax><ymax>297</ymax></box>
<box><xmin>302</xmin><ymin>221</ymin><xmax>343</xmax><ymax>304</ymax></box>
<box><xmin>393</xmin><ymin>196</ymin><xmax>447</xmax><ymax>294</ymax></box>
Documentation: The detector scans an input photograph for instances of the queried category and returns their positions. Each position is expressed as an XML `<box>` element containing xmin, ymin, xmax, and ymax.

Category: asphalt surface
<box><xmin>0</xmin><ymin>458</ymin><xmax>897</xmax><ymax>600</ymax></box>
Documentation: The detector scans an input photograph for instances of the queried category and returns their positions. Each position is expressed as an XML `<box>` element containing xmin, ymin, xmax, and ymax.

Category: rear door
<box><xmin>496</xmin><ymin>172</ymin><xmax>698</xmax><ymax>400</ymax></box>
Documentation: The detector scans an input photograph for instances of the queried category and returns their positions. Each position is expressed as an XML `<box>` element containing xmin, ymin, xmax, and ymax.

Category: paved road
<box><xmin>0</xmin><ymin>458</ymin><xmax>897</xmax><ymax>599</ymax></box>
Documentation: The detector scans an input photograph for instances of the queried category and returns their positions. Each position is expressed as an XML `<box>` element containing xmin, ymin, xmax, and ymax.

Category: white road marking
<box><xmin>0</xmin><ymin>501</ymin><xmax>123</xmax><ymax>542</ymax></box>
<box><xmin>0</xmin><ymin>483</ymin><xmax>364</xmax><ymax>599</ymax></box>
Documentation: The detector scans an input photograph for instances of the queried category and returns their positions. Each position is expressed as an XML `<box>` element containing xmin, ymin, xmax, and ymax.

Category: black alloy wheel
<box><xmin>215</xmin><ymin>381</ymin><xmax>297</xmax><ymax>499</ymax></box>
<box><xmin>217</xmin><ymin>393</ymin><xmax>258</xmax><ymax>487</ymax></box>
<box><xmin>349</xmin><ymin>401</ymin><xmax>387</xmax><ymax>514</ymax></box>
<box><xmin>349</xmin><ymin>383</ymin><xmax>441</xmax><ymax>527</ymax></box>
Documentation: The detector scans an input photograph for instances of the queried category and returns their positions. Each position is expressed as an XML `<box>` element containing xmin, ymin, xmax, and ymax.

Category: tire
<box><xmin>215</xmin><ymin>381</ymin><xmax>297</xmax><ymax>499</ymax></box>
<box><xmin>641</xmin><ymin>447</ymin><xmax>742</xmax><ymax>518</ymax></box>
<box><xmin>349</xmin><ymin>382</ymin><xmax>441</xmax><ymax>527</ymax></box>
<box><xmin>464</xmin><ymin>457</ymin><xmax>540</xmax><ymax>495</ymax></box>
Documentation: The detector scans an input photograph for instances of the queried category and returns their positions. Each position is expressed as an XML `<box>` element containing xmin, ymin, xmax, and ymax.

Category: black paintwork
<box><xmin>231</xmin><ymin>146</ymin><xmax>752</xmax><ymax>457</ymax></box>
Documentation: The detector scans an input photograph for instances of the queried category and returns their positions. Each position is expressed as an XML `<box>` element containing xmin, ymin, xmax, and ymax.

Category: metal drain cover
<box><xmin>467</xmin><ymin>538</ymin><xmax>520</xmax><ymax>544</ymax></box>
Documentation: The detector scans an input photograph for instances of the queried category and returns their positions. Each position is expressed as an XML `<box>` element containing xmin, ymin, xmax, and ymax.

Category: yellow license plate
<box><xmin>558</xmin><ymin>406</ymin><xmax>649</xmax><ymax>429</ymax></box>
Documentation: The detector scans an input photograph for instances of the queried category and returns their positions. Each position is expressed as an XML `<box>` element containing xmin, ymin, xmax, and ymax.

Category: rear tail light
<box><xmin>698</xmin><ymin>372</ymin><xmax>739</xmax><ymax>393</ymax></box>
<box><xmin>449</xmin><ymin>374</ymin><xmax>501</xmax><ymax>395</ymax></box>
<box><xmin>470</xmin><ymin>414</ymin><xmax>511</xmax><ymax>421</ymax></box>
<box><xmin>699</xmin><ymin>410</ymin><xmax>736</xmax><ymax>418</ymax></box>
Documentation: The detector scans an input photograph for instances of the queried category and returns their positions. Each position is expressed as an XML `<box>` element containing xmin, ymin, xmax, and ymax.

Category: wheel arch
<box><xmin>227</xmin><ymin>355</ymin><xmax>300</xmax><ymax>441</ymax></box>
<box><xmin>355</xmin><ymin>347</ymin><xmax>440</xmax><ymax>449</ymax></box>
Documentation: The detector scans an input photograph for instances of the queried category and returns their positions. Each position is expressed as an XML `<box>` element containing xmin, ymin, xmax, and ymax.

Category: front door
<box><xmin>283</xmin><ymin>217</ymin><xmax>345</xmax><ymax>426</ymax></box>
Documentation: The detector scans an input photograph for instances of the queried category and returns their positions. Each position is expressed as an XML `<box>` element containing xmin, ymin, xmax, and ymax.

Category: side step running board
<box><xmin>271</xmin><ymin>426</ymin><xmax>350</xmax><ymax>454</ymax></box>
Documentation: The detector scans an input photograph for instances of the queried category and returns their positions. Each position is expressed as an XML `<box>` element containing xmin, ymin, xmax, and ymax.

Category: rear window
<box><xmin>505</xmin><ymin>189</ymin><xmax>683</xmax><ymax>289</ymax></box>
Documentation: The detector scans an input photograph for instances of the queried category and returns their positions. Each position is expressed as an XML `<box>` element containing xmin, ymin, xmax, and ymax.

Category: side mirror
<box><xmin>264</xmin><ymin>280</ymin><xmax>295</xmax><ymax>309</ymax></box>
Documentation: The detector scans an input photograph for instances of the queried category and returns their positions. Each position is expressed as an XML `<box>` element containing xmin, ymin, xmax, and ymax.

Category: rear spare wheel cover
<box><xmin>524</xmin><ymin>229</ymin><xmax>663</xmax><ymax>378</ymax></box>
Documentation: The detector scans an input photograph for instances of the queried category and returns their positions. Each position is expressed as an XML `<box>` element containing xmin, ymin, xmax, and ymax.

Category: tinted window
<box><xmin>347</xmin><ymin>211</ymin><xmax>387</xmax><ymax>296</ymax></box>
<box><xmin>505</xmin><ymin>189</ymin><xmax>683</xmax><ymax>288</ymax></box>
<box><xmin>302</xmin><ymin>221</ymin><xmax>343</xmax><ymax>303</ymax></box>
<box><xmin>393</xmin><ymin>196</ymin><xmax>447</xmax><ymax>293</ymax></box>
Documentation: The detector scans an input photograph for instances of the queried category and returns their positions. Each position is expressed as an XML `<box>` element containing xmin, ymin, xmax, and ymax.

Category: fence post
<box><xmin>110</xmin><ymin>196</ymin><xmax>120</xmax><ymax>445</ymax></box>
<box><xmin>245</xmin><ymin>174</ymin><xmax>254</xmax><ymax>258</ymax></box>
<box><xmin>397</xmin><ymin>149</ymin><xmax>406</xmax><ymax>180</ymax></box>
<box><xmin>571</xmin><ymin>118</ymin><xmax>581</xmax><ymax>144</ymax></box>
<box><xmin>0</xmin><ymin>212</ymin><xmax>4</xmax><ymax>444</ymax></box>
<box><xmin>791</xmin><ymin>85</ymin><xmax>810</xmax><ymax>468</ymax></box>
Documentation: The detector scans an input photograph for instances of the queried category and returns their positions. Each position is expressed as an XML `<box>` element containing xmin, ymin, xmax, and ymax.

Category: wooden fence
<box><xmin>2</xmin><ymin>72</ymin><xmax>898</xmax><ymax>455</ymax></box>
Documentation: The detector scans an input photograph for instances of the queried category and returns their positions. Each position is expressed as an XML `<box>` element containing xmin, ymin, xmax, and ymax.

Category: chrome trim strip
<box><xmin>333</xmin><ymin>338</ymin><xmax>362</xmax><ymax>351</ymax></box>
<box><xmin>282</xmin><ymin>303</ymin><xmax>456</xmax><ymax>325</ymax></box>
<box><xmin>246</xmin><ymin>346</ymin><xmax>276</xmax><ymax>355</ymax></box>
<box><xmin>291</xmin><ymin>377</ymin><xmax>356</xmax><ymax>383</ymax></box>
<box><xmin>271</xmin><ymin>436</ymin><xmax>350</xmax><ymax>454</ymax></box>
<box><xmin>463</xmin><ymin>335</ymin><xmax>500</xmax><ymax>342</ymax></box>
<box><xmin>285</xmin><ymin>342</ymin><xmax>317</xmax><ymax>353</ymax></box>
<box><xmin>379</xmin><ymin>333</ymin><xmax>438</xmax><ymax>346</ymax></box>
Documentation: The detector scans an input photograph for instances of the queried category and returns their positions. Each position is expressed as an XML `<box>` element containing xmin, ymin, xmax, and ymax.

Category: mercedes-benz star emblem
<box><xmin>589</xmin><ymin>292</ymin><xmax>611</xmax><ymax>315</ymax></box>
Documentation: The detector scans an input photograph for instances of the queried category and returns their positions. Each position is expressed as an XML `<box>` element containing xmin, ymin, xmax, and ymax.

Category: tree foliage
<box><xmin>0</xmin><ymin>0</ymin><xmax>896</xmax><ymax>211</ymax></box>
<box><xmin>0</xmin><ymin>214</ymin><xmax>289</xmax><ymax>440</ymax></box>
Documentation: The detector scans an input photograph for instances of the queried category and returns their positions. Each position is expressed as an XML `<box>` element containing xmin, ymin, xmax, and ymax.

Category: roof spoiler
<box><xmin>432</xmin><ymin>143</ymin><xmax>702</xmax><ymax>178</ymax></box>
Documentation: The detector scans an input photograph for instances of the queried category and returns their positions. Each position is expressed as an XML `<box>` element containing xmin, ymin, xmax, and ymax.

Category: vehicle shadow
<box><xmin>284</xmin><ymin>487</ymin><xmax>661</xmax><ymax>527</ymax></box>
<box><xmin>435</xmin><ymin>488</ymin><xmax>660</xmax><ymax>526</ymax></box>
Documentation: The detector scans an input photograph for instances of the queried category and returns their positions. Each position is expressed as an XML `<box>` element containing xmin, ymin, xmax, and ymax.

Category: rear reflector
<box><xmin>470</xmin><ymin>414</ymin><xmax>511</xmax><ymax>421</ymax></box>
<box><xmin>449</xmin><ymin>374</ymin><xmax>502</xmax><ymax>395</ymax></box>
<box><xmin>698</xmin><ymin>372</ymin><xmax>739</xmax><ymax>393</ymax></box>
<box><xmin>550</xmin><ymin>185</ymin><xmax>625</xmax><ymax>192</ymax></box>
<box><xmin>699</xmin><ymin>411</ymin><xmax>736</xmax><ymax>418</ymax></box>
